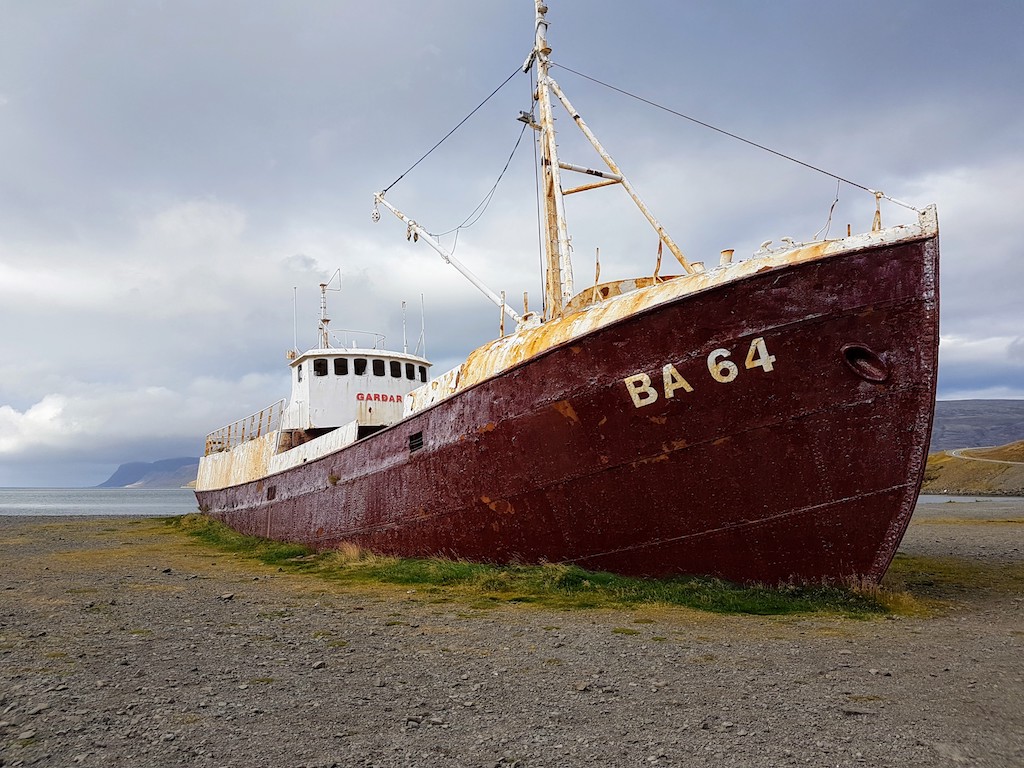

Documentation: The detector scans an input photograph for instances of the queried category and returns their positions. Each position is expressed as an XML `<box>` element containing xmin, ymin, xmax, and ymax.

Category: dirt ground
<box><xmin>1</xmin><ymin>500</ymin><xmax>1021</xmax><ymax>768</ymax></box>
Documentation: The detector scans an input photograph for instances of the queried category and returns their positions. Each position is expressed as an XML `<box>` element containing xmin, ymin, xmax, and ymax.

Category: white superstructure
<box><xmin>196</xmin><ymin>281</ymin><xmax>432</xmax><ymax>491</ymax></box>
<box><xmin>282</xmin><ymin>346</ymin><xmax>429</xmax><ymax>435</ymax></box>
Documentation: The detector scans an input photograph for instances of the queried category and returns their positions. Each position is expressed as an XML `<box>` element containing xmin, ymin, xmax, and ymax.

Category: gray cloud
<box><xmin>1</xmin><ymin>1</ymin><xmax>1022</xmax><ymax>485</ymax></box>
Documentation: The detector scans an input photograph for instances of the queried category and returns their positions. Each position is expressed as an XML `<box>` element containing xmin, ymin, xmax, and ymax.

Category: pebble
<box><xmin>1</xmin><ymin>511</ymin><xmax>1020</xmax><ymax>767</ymax></box>
<box><xmin>841</xmin><ymin>706</ymin><xmax>877</xmax><ymax>716</ymax></box>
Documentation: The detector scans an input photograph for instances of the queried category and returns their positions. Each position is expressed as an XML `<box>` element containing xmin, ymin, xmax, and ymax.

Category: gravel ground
<box><xmin>1</xmin><ymin>501</ymin><xmax>1022</xmax><ymax>768</ymax></box>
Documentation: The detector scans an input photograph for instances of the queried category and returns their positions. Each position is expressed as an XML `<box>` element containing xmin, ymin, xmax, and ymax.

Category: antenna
<box><xmin>318</xmin><ymin>269</ymin><xmax>342</xmax><ymax>349</ymax></box>
<box><xmin>418</xmin><ymin>293</ymin><xmax>427</xmax><ymax>359</ymax></box>
<box><xmin>402</xmin><ymin>301</ymin><xmax>408</xmax><ymax>354</ymax></box>
<box><xmin>292</xmin><ymin>286</ymin><xmax>298</xmax><ymax>353</ymax></box>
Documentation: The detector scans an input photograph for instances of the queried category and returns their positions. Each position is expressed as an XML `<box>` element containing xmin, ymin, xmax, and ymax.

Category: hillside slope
<box><xmin>930</xmin><ymin>400</ymin><xmax>1024</xmax><ymax>452</ymax></box>
<box><xmin>922</xmin><ymin>440</ymin><xmax>1024</xmax><ymax>496</ymax></box>
<box><xmin>96</xmin><ymin>457</ymin><xmax>199</xmax><ymax>489</ymax></box>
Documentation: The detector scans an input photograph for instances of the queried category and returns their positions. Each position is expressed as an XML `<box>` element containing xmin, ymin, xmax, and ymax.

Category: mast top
<box><xmin>318</xmin><ymin>282</ymin><xmax>331</xmax><ymax>349</ymax></box>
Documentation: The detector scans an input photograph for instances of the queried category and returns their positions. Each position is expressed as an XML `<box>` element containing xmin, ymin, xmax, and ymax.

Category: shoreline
<box><xmin>2</xmin><ymin>501</ymin><xmax>1022</xmax><ymax>766</ymax></box>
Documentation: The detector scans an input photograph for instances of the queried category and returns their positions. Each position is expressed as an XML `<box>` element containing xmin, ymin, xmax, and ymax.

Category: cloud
<box><xmin>937</xmin><ymin>335</ymin><xmax>1024</xmax><ymax>400</ymax></box>
<box><xmin>0</xmin><ymin>372</ymin><xmax>290</xmax><ymax>484</ymax></box>
<box><xmin>0</xmin><ymin>395</ymin><xmax>85</xmax><ymax>455</ymax></box>
<box><xmin>2</xmin><ymin>1</ymin><xmax>1024</xmax><ymax>486</ymax></box>
<box><xmin>143</xmin><ymin>199</ymin><xmax>247</xmax><ymax>249</ymax></box>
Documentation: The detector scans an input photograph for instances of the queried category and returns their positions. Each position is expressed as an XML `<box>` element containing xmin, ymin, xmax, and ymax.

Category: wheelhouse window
<box><xmin>390</xmin><ymin>360</ymin><xmax>401</xmax><ymax>378</ymax></box>
<box><xmin>372</xmin><ymin>359</ymin><xmax>386</xmax><ymax>376</ymax></box>
<box><xmin>354</xmin><ymin>358</ymin><xmax>367</xmax><ymax>376</ymax></box>
<box><xmin>405</xmin><ymin>362</ymin><xmax>415</xmax><ymax>380</ymax></box>
<box><xmin>313</xmin><ymin>358</ymin><xmax>328</xmax><ymax>376</ymax></box>
<box><xmin>297</xmin><ymin>364</ymin><xmax>303</xmax><ymax>382</ymax></box>
<box><xmin>334</xmin><ymin>357</ymin><xmax>348</xmax><ymax>375</ymax></box>
<box><xmin>418</xmin><ymin>365</ymin><xmax>427</xmax><ymax>382</ymax></box>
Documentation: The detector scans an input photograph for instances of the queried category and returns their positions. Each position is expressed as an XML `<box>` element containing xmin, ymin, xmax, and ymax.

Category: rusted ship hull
<box><xmin>197</xmin><ymin>232</ymin><xmax>938</xmax><ymax>584</ymax></box>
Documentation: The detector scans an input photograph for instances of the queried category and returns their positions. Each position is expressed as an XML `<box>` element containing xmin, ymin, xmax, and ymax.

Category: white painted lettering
<box><xmin>744</xmin><ymin>336</ymin><xmax>776</xmax><ymax>372</ymax></box>
<box><xmin>707</xmin><ymin>348</ymin><xmax>739</xmax><ymax>383</ymax></box>
<box><xmin>662</xmin><ymin>363</ymin><xmax>694</xmax><ymax>398</ymax></box>
<box><xmin>624</xmin><ymin>373</ymin><xmax>659</xmax><ymax>408</ymax></box>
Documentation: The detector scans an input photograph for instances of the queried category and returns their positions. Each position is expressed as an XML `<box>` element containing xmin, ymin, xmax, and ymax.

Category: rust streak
<box><xmin>631</xmin><ymin>453</ymin><xmax>669</xmax><ymax>467</ymax></box>
<box><xmin>552</xmin><ymin>400</ymin><xmax>580</xmax><ymax>424</ymax></box>
<box><xmin>482</xmin><ymin>496</ymin><xmax>515</xmax><ymax>515</ymax></box>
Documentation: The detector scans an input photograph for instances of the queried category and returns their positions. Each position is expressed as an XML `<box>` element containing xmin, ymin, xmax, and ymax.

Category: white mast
<box><xmin>318</xmin><ymin>269</ymin><xmax>342</xmax><ymax>349</ymax></box>
<box><xmin>533</xmin><ymin>0</ymin><xmax>574</xmax><ymax>318</ymax></box>
<box><xmin>318</xmin><ymin>281</ymin><xmax>331</xmax><ymax>349</ymax></box>
<box><xmin>402</xmin><ymin>300</ymin><xmax>408</xmax><ymax>354</ymax></box>
<box><xmin>532</xmin><ymin>2</ymin><xmax>695</xmax><ymax>281</ymax></box>
<box><xmin>373</xmin><ymin>1</ymin><xmax>692</xmax><ymax>331</ymax></box>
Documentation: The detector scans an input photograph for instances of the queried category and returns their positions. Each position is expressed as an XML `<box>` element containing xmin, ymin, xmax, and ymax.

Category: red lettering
<box><xmin>356</xmin><ymin>392</ymin><xmax>407</xmax><ymax>403</ymax></box>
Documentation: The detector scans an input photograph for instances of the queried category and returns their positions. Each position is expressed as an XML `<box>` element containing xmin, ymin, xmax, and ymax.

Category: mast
<box><xmin>534</xmin><ymin>1</ymin><xmax>574</xmax><ymax>318</ymax></box>
<box><xmin>318</xmin><ymin>282</ymin><xmax>331</xmax><ymax>349</ymax></box>
<box><xmin>374</xmin><ymin>2</ymin><xmax>693</xmax><ymax>330</ymax></box>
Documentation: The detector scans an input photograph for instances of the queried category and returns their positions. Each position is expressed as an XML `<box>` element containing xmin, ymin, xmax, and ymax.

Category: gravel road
<box><xmin>1</xmin><ymin>501</ymin><xmax>1021</xmax><ymax>768</ymax></box>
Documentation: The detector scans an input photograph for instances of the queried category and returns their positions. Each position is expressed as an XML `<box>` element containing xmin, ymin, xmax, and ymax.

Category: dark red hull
<box><xmin>197</xmin><ymin>234</ymin><xmax>938</xmax><ymax>584</ymax></box>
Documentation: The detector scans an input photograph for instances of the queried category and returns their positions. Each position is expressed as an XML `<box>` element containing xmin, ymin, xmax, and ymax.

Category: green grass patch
<box><xmin>612</xmin><ymin>627</ymin><xmax>641</xmax><ymax>636</ymax></box>
<box><xmin>166</xmin><ymin>514</ymin><xmax>897</xmax><ymax>616</ymax></box>
<box><xmin>167</xmin><ymin>514</ymin><xmax>311</xmax><ymax>568</ymax></box>
<box><xmin>256</xmin><ymin>610</ymin><xmax>292</xmax><ymax>619</ymax></box>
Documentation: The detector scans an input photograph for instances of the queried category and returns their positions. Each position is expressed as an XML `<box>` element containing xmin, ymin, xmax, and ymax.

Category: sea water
<box><xmin>1</xmin><ymin>488</ymin><xmax>1019</xmax><ymax>517</ymax></box>
<box><xmin>917</xmin><ymin>494</ymin><xmax>1024</xmax><ymax>504</ymax></box>
<box><xmin>0</xmin><ymin>488</ymin><xmax>199</xmax><ymax>517</ymax></box>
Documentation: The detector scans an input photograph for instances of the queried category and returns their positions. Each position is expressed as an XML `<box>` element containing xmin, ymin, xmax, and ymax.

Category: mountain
<box><xmin>930</xmin><ymin>400</ymin><xmax>1024</xmax><ymax>452</ymax></box>
<box><xmin>96</xmin><ymin>457</ymin><xmax>199</xmax><ymax>489</ymax></box>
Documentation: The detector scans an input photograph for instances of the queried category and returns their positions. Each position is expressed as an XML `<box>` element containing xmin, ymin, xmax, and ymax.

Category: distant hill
<box><xmin>930</xmin><ymin>400</ymin><xmax>1024</xmax><ymax>452</ymax></box>
<box><xmin>96</xmin><ymin>457</ymin><xmax>199</xmax><ymax>489</ymax></box>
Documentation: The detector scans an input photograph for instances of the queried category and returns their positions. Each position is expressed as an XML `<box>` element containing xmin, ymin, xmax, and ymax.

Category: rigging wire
<box><xmin>428</xmin><ymin>118</ymin><xmax>531</xmax><ymax>239</ymax></box>
<box><xmin>380</xmin><ymin>67</ymin><xmax>522</xmax><ymax>196</ymax></box>
<box><xmin>813</xmin><ymin>179</ymin><xmax>842</xmax><ymax>241</ymax></box>
<box><xmin>551</xmin><ymin>62</ymin><xmax>920</xmax><ymax>212</ymax></box>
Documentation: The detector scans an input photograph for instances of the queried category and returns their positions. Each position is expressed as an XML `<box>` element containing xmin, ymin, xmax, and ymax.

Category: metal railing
<box><xmin>204</xmin><ymin>399</ymin><xmax>286</xmax><ymax>456</ymax></box>
<box><xmin>329</xmin><ymin>328</ymin><xmax>388</xmax><ymax>350</ymax></box>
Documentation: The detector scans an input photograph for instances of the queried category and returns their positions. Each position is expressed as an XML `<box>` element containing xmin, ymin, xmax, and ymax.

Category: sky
<box><xmin>1</xmin><ymin>0</ymin><xmax>1022</xmax><ymax>487</ymax></box>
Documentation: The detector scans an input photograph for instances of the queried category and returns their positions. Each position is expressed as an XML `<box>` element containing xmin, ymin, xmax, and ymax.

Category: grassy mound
<box><xmin>166</xmin><ymin>514</ymin><xmax>891</xmax><ymax>618</ymax></box>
